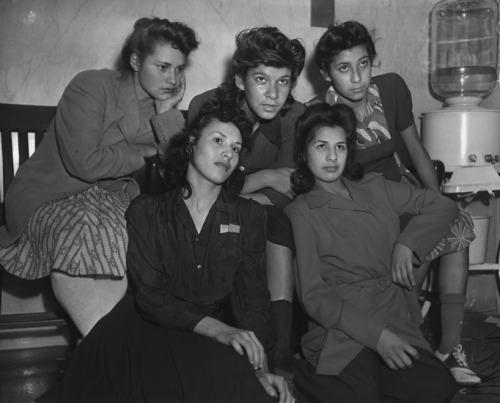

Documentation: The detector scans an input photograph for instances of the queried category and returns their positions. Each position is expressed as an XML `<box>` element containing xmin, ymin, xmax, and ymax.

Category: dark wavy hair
<box><xmin>161</xmin><ymin>98</ymin><xmax>253</xmax><ymax>197</ymax></box>
<box><xmin>116</xmin><ymin>17</ymin><xmax>199</xmax><ymax>75</ymax></box>
<box><xmin>223</xmin><ymin>26</ymin><xmax>305</xmax><ymax>116</ymax></box>
<box><xmin>315</xmin><ymin>21</ymin><xmax>377</xmax><ymax>72</ymax></box>
<box><xmin>291</xmin><ymin>103</ymin><xmax>364</xmax><ymax>195</ymax></box>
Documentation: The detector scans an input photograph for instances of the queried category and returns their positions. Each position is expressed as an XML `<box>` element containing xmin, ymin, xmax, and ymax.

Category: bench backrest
<box><xmin>0</xmin><ymin>103</ymin><xmax>57</xmax><ymax>224</ymax></box>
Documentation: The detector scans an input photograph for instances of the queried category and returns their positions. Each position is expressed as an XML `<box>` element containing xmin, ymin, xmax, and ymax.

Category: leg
<box><xmin>381</xmin><ymin>347</ymin><xmax>458</xmax><ymax>403</ymax></box>
<box><xmin>267</xmin><ymin>241</ymin><xmax>294</xmax><ymax>371</ymax></box>
<box><xmin>436</xmin><ymin>248</ymin><xmax>468</xmax><ymax>354</ymax></box>
<box><xmin>434</xmin><ymin>248</ymin><xmax>480</xmax><ymax>385</ymax></box>
<box><xmin>413</xmin><ymin>261</ymin><xmax>432</xmax><ymax>294</ymax></box>
<box><xmin>266</xmin><ymin>241</ymin><xmax>294</xmax><ymax>302</ymax></box>
<box><xmin>51</xmin><ymin>272</ymin><xmax>128</xmax><ymax>337</ymax></box>
<box><xmin>293</xmin><ymin>348</ymin><xmax>383</xmax><ymax>403</ymax></box>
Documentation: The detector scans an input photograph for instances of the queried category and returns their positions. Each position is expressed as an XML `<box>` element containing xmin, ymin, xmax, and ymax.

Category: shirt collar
<box><xmin>303</xmin><ymin>176</ymin><xmax>374</xmax><ymax>212</ymax></box>
<box><xmin>172</xmin><ymin>187</ymin><xmax>235</xmax><ymax>217</ymax></box>
<box><xmin>258</xmin><ymin>115</ymin><xmax>282</xmax><ymax>147</ymax></box>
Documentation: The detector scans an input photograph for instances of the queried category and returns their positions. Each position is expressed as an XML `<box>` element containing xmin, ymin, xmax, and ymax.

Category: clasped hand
<box><xmin>267</xmin><ymin>167</ymin><xmax>294</xmax><ymax>199</ymax></box>
<box><xmin>376</xmin><ymin>328</ymin><xmax>419</xmax><ymax>370</ymax></box>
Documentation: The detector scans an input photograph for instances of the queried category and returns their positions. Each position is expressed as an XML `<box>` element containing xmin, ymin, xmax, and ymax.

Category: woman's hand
<box><xmin>390</xmin><ymin>243</ymin><xmax>415</xmax><ymax>290</ymax></box>
<box><xmin>213</xmin><ymin>328</ymin><xmax>265</xmax><ymax>371</ymax></box>
<box><xmin>376</xmin><ymin>328</ymin><xmax>419</xmax><ymax>370</ymax></box>
<box><xmin>193</xmin><ymin>317</ymin><xmax>265</xmax><ymax>370</ymax></box>
<box><xmin>267</xmin><ymin>167</ymin><xmax>294</xmax><ymax>199</ymax></box>
<box><xmin>256</xmin><ymin>372</ymin><xmax>295</xmax><ymax>403</ymax></box>
<box><xmin>154</xmin><ymin>73</ymin><xmax>186</xmax><ymax>115</ymax></box>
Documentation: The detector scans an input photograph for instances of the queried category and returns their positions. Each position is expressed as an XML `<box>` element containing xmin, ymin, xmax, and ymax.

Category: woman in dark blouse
<box><xmin>38</xmin><ymin>99</ymin><xmax>293</xmax><ymax>403</ymax></box>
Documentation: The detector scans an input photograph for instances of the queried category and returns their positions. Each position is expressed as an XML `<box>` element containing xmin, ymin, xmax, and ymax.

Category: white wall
<box><xmin>6</xmin><ymin>0</ymin><xmax>498</xmax><ymax>119</ymax></box>
<box><xmin>1</xmin><ymin>0</ymin><xmax>499</xmax><ymax>314</ymax></box>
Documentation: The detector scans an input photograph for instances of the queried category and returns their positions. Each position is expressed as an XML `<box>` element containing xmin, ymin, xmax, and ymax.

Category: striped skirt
<box><xmin>0</xmin><ymin>185</ymin><xmax>130</xmax><ymax>279</ymax></box>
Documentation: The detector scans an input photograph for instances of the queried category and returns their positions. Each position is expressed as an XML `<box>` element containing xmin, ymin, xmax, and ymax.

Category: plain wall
<box><xmin>1</xmin><ymin>0</ymin><xmax>499</xmax><ymax>314</ymax></box>
<box><xmin>1</xmin><ymin>0</ymin><xmax>475</xmax><ymax>119</ymax></box>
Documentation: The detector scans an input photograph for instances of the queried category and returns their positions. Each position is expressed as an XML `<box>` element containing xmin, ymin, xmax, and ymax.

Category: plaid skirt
<box><xmin>0</xmin><ymin>185</ymin><xmax>130</xmax><ymax>279</ymax></box>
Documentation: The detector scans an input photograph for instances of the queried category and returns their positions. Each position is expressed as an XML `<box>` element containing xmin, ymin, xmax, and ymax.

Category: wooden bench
<box><xmin>0</xmin><ymin>103</ymin><xmax>176</xmax><ymax>333</ymax></box>
<box><xmin>0</xmin><ymin>103</ymin><xmax>70</xmax><ymax>331</ymax></box>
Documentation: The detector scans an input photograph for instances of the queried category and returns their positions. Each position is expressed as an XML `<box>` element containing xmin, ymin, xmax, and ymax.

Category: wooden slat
<box><xmin>0</xmin><ymin>104</ymin><xmax>56</xmax><ymax>131</ymax></box>
<box><xmin>0</xmin><ymin>103</ymin><xmax>57</xmax><ymax>321</ymax></box>
<box><xmin>0</xmin><ymin>312</ymin><xmax>68</xmax><ymax>330</ymax></box>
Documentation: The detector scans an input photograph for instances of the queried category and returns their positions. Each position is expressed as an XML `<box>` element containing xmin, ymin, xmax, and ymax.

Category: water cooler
<box><xmin>422</xmin><ymin>0</ymin><xmax>500</xmax><ymax>198</ymax></box>
<box><xmin>422</xmin><ymin>0</ymin><xmax>500</xmax><ymax>302</ymax></box>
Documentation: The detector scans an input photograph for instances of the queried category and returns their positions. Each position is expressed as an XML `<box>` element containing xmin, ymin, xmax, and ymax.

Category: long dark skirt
<box><xmin>37</xmin><ymin>294</ymin><xmax>274</xmax><ymax>403</ymax></box>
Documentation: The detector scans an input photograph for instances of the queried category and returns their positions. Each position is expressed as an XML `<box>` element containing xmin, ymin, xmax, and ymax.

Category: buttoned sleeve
<box><xmin>150</xmin><ymin>109</ymin><xmax>185</xmax><ymax>154</ymax></box>
<box><xmin>55</xmin><ymin>71</ymin><xmax>149</xmax><ymax>182</ymax></box>
<box><xmin>231</xmin><ymin>199</ymin><xmax>273</xmax><ymax>349</ymax></box>
<box><xmin>285</xmin><ymin>201</ymin><xmax>385</xmax><ymax>351</ymax></box>
<box><xmin>126</xmin><ymin>195</ymin><xmax>205</xmax><ymax>331</ymax></box>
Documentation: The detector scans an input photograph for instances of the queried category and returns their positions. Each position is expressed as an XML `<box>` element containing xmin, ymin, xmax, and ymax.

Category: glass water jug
<box><xmin>430</xmin><ymin>0</ymin><xmax>499</xmax><ymax>102</ymax></box>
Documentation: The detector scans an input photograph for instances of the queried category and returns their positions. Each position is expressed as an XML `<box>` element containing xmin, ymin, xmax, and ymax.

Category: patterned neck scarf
<box><xmin>326</xmin><ymin>82</ymin><xmax>392</xmax><ymax>150</ymax></box>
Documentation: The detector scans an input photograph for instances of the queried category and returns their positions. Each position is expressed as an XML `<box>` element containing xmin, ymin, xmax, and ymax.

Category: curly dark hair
<box><xmin>291</xmin><ymin>103</ymin><xmax>364</xmax><ymax>195</ymax></box>
<box><xmin>161</xmin><ymin>97</ymin><xmax>253</xmax><ymax>197</ymax></box>
<box><xmin>116</xmin><ymin>17</ymin><xmax>199</xmax><ymax>75</ymax></box>
<box><xmin>223</xmin><ymin>26</ymin><xmax>305</xmax><ymax>116</ymax></box>
<box><xmin>314</xmin><ymin>21</ymin><xmax>376</xmax><ymax>72</ymax></box>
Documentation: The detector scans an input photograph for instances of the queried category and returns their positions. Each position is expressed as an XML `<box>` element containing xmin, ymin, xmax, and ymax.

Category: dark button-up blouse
<box><xmin>125</xmin><ymin>188</ymin><xmax>273</xmax><ymax>348</ymax></box>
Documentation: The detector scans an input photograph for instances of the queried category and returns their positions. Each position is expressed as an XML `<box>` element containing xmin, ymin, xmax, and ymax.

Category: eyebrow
<box><xmin>252</xmin><ymin>70</ymin><xmax>291</xmax><ymax>79</ymax></box>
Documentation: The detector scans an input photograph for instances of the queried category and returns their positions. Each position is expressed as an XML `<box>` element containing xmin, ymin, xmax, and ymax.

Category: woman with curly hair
<box><xmin>38</xmin><ymin>98</ymin><xmax>294</xmax><ymax>403</ymax></box>
<box><xmin>0</xmin><ymin>17</ymin><xmax>199</xmax><ymax>337</ymax></box>
<box><xmin>188</xmin><ymin>26</ymin><xmax>306</xmax><ymax>372</ymax></box>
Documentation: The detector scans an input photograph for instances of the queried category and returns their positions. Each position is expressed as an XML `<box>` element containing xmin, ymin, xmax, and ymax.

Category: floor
<box><xmin>423</xmin><ymin>310</ymin><xmax>500</xmax><ymax>403</ymax></box>
<box><xmin>1</xmin><ymin>309</ymin><xmax>500</xmax><ymax>403</ymax></box>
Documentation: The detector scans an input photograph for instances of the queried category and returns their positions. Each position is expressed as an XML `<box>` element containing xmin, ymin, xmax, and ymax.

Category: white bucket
<box><xmin>469</xmin><ymin>216</ymin><xmax>490</xmax><ymax>265</ymax></box>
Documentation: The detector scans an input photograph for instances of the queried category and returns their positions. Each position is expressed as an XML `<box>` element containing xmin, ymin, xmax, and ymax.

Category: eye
<box><xmin>279</xmin><ymin>78</ymin><xmax>290</xmax><ymax>86</ymax></box>
<box><xmin>213</xmin><ymin>137</ymin><xmax>223</xmax><ymax>144</ymax></box>
<box><xmin>176</xmin><ymin>66</ymin><xmax>185</xmax><ymax>73</ymax></box>
<box><xmin>232</xmin><ymin>146</ymin><xmax>241</xmax><ymax>154</ymax></box>
<box><xmin>255</xmin><ymin>76</ymin><xmax>267</xmax><ymax>84</ymax></box>
<box><xmin>316</xmin><ymin>143</ymin><xmax>326</xmax><ymax>150</ymax></box>
<box><xmin>360</xmin><ymin>59</ymin><xmax>370</xmax><ymax>68</ymax></box>
<box><xmin>337</xmin><ymin>144</ymin><xmax>346</xmax><ymax>151</ymax></box>
<box><xmin>338</xmin><ymin>65</ymin><xmax>349</xmax><ymax>73</ymax></box>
